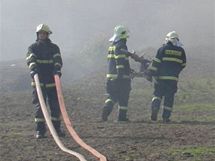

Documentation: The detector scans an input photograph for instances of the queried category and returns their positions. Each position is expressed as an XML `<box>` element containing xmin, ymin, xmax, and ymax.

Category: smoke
<box><xmin>1</xmin><ymin>0</ymin><xmax>214</xmax><ymax>61</ymax></box>
<box><xmin>0</xmin><ymin>1</ymin><xmax>2</xmax><ymax>61</ymax></box>
<box><xmin>0</xmin><ymin>0</ymin><xmax>214</xmax><ymax>92</ymax></box>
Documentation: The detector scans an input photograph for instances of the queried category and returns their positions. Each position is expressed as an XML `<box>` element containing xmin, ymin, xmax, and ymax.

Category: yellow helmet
<box><xmin>109</xmin><ymin>25</ymin><xmax>129</xmax><ymax>42</ymax></box>
<box><xmin>36</xmin><ymin>24</ymin><xmax>52</xmax><ymax>34</ymax></box>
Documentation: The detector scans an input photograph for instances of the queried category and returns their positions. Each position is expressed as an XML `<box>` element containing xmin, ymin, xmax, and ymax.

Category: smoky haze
<box><xmin>0</xmin><ymin>0</ymin><xmax>214</xmax><ymax>61</ymax></box>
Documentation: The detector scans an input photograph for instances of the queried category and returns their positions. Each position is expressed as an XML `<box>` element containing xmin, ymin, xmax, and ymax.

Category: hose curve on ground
<box><xmin>34</xmin><ymin>74</ymin><xmax>87</xmax><ymax>161</ymax></box>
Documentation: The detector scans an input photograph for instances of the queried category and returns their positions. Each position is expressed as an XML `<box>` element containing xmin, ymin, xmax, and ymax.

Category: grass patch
<box><xmin>175</xmin><ymin>104</ymin><xmax>215</xmax><ymax>112</ymax></box>
<box><xmin>173</xmin><ymin>103</ymin><xmax>215</xmax><ymax>122</ymax></box>
<box><xmin>170</xmin><ymin>146</ymin><xmax>215</xmax><ymax>160</ymax></box>
<box><xmin>176</xmin><ymin>77</ymin><xmax>215</xmax><ymax>104</ymax></box>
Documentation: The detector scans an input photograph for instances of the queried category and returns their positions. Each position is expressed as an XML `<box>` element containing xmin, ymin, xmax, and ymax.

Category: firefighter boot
<box><xmin>35</xmin><ymin>122</ymin><xmax>46</xmax><ymax>139</ymax></box>
<box><xmin>118</xmin><ymin>109</ymin><xmax>129</xmax><ymax>122</ymax></box>
<box><xmin>151</xmin><ymin>97</ymin><xmax>161</xmax><ymax>121</ymax></box>
<box><xmin>101</xmin><ymin>106</ymin><xmax>113</xmax><ymax>121</ymax></box>
<box><xmin>52</xmin><ymin>121</ymin><xmax>65</xmax><ymax>137</ymax></box>
<box><xmin>162</xmin><ymin>106</ymin><xmax>172</xmax><ymax>123</ymax></box>
<box><xmin>151</xmin><ymin>106</ymin><xmax>159</xmax><ymax>121</ymax></box>
<box><xmin>163</xmin><ymin>117</ymin><xmax>171</xmax><ymax>123</ymax></box>
<box><xmin>35</xmin><ymin>131</ymin><xmax>46</xmax><ymax>139</ymax></box>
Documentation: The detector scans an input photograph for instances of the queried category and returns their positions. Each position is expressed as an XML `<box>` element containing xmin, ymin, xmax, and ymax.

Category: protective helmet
<box><xmin>166</xmin><ymin>31</ymin><xmax>179</xmax><ymax>40</ymax></box>
<box><xmin>109</xmin><ymin>25</ymin><xmax>129</xmax><ymax>42</ymax></box>
<box><xmin>165</xmin><ymin>31</ymin><xmax>182</xmax><ymax>46</ymax></box>
<box><xmin>36</xmin><ymin>24</ymin><xmax>52</xmax><ymax>34</ymax></box>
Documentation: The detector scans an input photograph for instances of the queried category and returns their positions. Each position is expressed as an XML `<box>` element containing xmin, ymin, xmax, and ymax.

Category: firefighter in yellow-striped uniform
<box><xmin>102</xmin><ymin>25</ymin><xmax>136</xmax><ymax>122</ymax></box>
<box><xmin>148</xmin><ymin>31</ymin><xmax>186</xmax><ymax>123</ymax></box>
<box><xmin>26</xmin><ymin>24</ymin><xmax>64</xmax><ymax>138</ymax></box>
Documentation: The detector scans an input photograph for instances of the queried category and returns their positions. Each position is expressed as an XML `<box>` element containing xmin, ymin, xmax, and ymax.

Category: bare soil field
<box><xmin>1</xmin><ymin>71</ymin><xmax>215</xmax><ymax>161</ymax></box>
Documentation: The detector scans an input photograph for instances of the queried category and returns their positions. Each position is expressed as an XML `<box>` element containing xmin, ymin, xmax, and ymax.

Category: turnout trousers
<box><xmin>151</xmin><ymin>80</ymin><xmax>177</xmax><ymax>120</ymax></box>
<box><xmin>32</xmin><ymin>86</ymin><xmax>61</xmax><ymax>134</ymax></box>
<box><xmin>102</xmin><ymin>79</ymin><xmax>131</xmax><ymax>121</ymax></box>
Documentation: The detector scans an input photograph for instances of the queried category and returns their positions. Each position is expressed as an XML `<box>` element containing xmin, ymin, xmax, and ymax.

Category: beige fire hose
<box><xmin>54</xmin><ymin>75</ymin><xmax>107</xmax><ymax>161</ymax></box>
<box><xmin>34</xmin><ymin>74</ymin><xmax>87</xmax><ymax>161</ymax></box>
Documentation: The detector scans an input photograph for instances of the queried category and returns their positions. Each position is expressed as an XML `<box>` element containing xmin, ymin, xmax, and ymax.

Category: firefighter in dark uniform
<box><xmin>148</xmin><ymin>31</ymin><xmax>186</xmax><ymax>123</ymax></box>
<box><xmin>26</xmin><ymin>24</ymin><xmax>64</xmax><ymax>138</ymax></box>
<box><xmin>101</xmin><ymin>25</ymin><xmax>136</xmax><ymax>121</ymax></box>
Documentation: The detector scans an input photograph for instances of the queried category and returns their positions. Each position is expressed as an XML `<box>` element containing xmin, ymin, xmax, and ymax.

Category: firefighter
<box><xmin>148</xmin><ymin>31</ymin><xmax>186</xmax><ymax>123</ymax></box>
<box><xmin>26</xmin><ymin>24</ymin><xmax>64</xmax><ymax>138</ymax></box>
<box><xmin>101</xmin><ymin>25</ymin><xmax>136</xmax><ymax>122</ymax></box>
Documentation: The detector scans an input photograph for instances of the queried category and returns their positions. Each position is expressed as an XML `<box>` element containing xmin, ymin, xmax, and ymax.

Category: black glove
<box><xmin>53</xmin><ymin>69</ymin><xmax>62</xmax><ymax>77</ymax></box>
<box><xmin>30</xmin><ymin>68</ymin><xmax>39</xmax><ymax>79</ymax></box>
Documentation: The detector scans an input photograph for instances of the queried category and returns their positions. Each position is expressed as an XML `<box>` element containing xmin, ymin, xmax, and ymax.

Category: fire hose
<box><xmin>34</xmin><ymin>74</ymin><xmax>87</xmax><ymax>161</ymax></box>
<box><xmin>54</xmin><ymin>75</ymin><xmax>107</xmax><ymax>161</ymax></box>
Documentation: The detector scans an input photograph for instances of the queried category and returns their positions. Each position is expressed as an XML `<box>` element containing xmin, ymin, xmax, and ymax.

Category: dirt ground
<box><xmin>1</xmin><ymin>77</ymin><xmax>215</xmax><ymax>161</ymax></box>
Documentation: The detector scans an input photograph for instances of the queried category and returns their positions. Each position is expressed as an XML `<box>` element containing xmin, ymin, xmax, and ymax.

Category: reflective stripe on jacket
<box><xmin>148</xmin><ymin>42</ymin><xmax>186</xmax><ymax>81</ymax></box>
<box><xmin>106</xmin><ymin>39</ymin><xmax>131</xmax><ymax>80</ymax></box>
<box><xmin>26</xmin><ymin>39</ymin><xmax>63</xmax><ymax>84</ymax></box>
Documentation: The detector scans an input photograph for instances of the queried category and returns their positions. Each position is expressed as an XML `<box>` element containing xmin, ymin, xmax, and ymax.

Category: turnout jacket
<box><xmin>107</xmin><ymin>39</ymin><xmax>131</xmax><ymax>80</ymax></box>
<box><xmin>148</xmin><ymin>42</ymin><xmax>186</xmax><ymax>81</ymax></box>
<box><xmin>26</xmin><ymin>39</ymin><xmax>63</xmax><ymax>87</ymax></box>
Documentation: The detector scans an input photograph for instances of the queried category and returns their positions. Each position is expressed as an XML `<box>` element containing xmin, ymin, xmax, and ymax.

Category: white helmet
<box><xmin>166</xmin><ymin>31</ymin><xmax>179</xmax><ymax>40</ymax></box>
<box><xmin>36</xmin><ymin>24</ymin><xmax>52</xmax><ymax>34</ymax></box>
<box><xmin>109</xmin><ymin>25</ymin><xmax>129</xmax><ymax>42</ymax></box>
<box><xmin>165</xmin><ymin>31</ymin><xmax>182</xmax><ymax>46</ymax></box>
